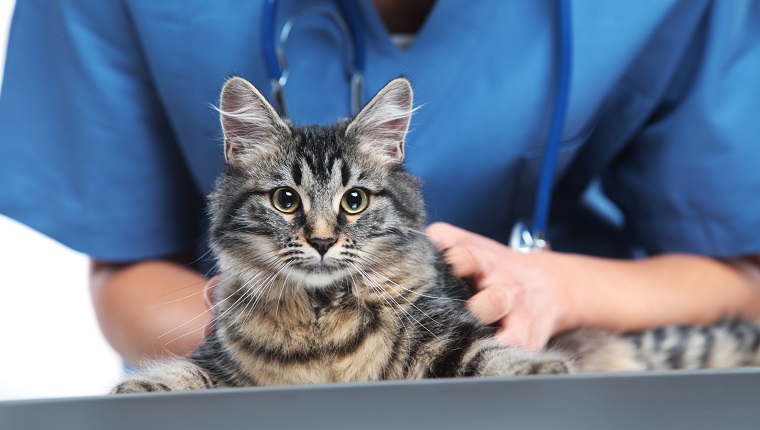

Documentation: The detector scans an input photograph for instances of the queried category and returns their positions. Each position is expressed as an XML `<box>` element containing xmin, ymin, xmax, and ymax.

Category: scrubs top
<box><xmin>1</xmin><ymin>0</ymin><xmax>759</xmax><ymax>265</ymax></box>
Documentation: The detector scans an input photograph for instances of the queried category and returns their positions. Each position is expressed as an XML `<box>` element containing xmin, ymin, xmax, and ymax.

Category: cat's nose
<box><xmin>307</xmin><ymin>237</ymin><xmax>337</xmax><ymax>256</ymax></box>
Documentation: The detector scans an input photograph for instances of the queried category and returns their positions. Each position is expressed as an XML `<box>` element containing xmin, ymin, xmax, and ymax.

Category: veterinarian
<box><xmin>1</xmin><ymin>1</ymin><xmax>759</xmax><ymax>365</ymax></box>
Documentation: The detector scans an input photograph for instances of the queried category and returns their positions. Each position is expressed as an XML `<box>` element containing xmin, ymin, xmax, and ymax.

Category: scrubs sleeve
<box><xmin>603</xmin><ymin>2</ymin><xmax>760</xmax><ymax>258</ymax></box>
<box><xmin>0</xmin><ymin>1</ymin><xmax>203</xmax><ymax>261</ymax></box>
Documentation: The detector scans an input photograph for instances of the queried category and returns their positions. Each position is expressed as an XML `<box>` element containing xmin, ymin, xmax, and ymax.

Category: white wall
<box><xmin>0</xmin><ymin>0</ymin><xmax>123</xmax><ymax>400</ymax></box>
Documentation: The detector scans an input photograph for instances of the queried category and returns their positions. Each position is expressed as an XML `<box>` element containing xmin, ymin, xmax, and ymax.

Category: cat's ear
<box><xmin>346</xmin><ymin>78</ymin><xmax>413</xmax><ymax>164</ymax></box>
<box><xmin>219</xmin><ymin>76</ymin><xmax>290</xmax><ymax>166</ymax></box>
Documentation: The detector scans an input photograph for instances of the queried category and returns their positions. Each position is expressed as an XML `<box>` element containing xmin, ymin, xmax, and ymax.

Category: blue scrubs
<box><xmin>1</xmin><ymin>0</ymin><xmax>759</xmax><ymax>263</ymax></box>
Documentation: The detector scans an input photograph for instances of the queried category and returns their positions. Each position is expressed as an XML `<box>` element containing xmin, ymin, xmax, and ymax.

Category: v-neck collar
<box><xmin>357</xmin><ymin>0</ymin><xmax>486</xmax><ymax>58</ymax></box>
<box><xmin>358</xmin><ymin>0</ymin><xmax>437</xmax><ymax>56</ymax></box>
<box><xmin>356</xmin><ymin>0</ymin><xmax>490</xmax><ymax>141</ymax></box>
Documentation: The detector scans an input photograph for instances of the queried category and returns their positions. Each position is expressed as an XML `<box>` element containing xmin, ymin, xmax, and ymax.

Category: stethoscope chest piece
<box><xmin>509</xmin><ymin>221</ymin><xmax>549</xmax><ymax>253</ymax></box>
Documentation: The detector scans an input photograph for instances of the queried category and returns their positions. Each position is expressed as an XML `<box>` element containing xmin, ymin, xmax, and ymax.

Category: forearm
<box><xmin>90</xmin><ymin>259</ymin><xmax>209</xmax><ymax>365</ymax></box>
<box><xmin>560</xmin><ymin>253</ymin><xmax>760</xmax><ymax>333</ymax></box>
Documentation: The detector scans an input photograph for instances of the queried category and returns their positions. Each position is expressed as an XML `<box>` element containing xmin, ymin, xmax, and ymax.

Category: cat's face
<box><xmin>209</xmin><ymin>77</ymin><xmax>426</xmax><ymax>290</ymax></box>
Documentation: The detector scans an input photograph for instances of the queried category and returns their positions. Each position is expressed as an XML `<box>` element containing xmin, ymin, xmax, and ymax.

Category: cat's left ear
<box><xmin>346</xmin><ymin>78</ymin><xmax>413</xmax><ymax>164</ymax></box>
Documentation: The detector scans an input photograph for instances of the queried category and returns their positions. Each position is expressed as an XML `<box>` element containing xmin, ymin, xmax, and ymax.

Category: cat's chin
<box><xmin>290</xmin><ymin>264</ymin><xmax>347</xmax><ymax>289</ymax></box>
<box><xmin>302</xmin><ymin>273</ymin><xmax>343</xmax><ymax>289</ymax></box>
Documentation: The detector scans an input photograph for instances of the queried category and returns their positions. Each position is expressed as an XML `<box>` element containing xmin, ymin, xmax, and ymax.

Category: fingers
<box><xmin>443</xmin><ymin>241</ymin><xmax>492</xmax><ymax>280</ymax></box>
<box><xmin>467</xmin><ymin>285</ymin><xmax>514</xmax><ymax>325</ymax></box>
<box><xmin>494</xmin><ymin>314</ymin><xmax>534</xmax><ymax>351</ymax></box>
<box><xmin>494</xmin><ymin>313</ymin><xmax>553</xmax><ymax>351</ymax></box>
<box><xmin>427</xmin><ymin>223</ymin><xmax>511</xmax><ymax>281</ymax></box>
<box><xmin>428</xmin><ymin>222</ymin><xmax>558</xmax><ymax>351</ymax></box>
<box><xmin>426</xmin><ymin>222</ymin><xmax>484</xmax><ymax>250</ymax></box>
<box><xmin>202</xmin><ymin>275</ymin><xmax>222</xmax><ymax>337</ymax></box>
<box><xmin>427</xmin><ymin>222</ymin><xmax>505</xmax><ymax>249</ymax></box>
<box><xmin>202</xmin><ymin>275</ymin><xmax>221</xmax><ymax>309</ymax></box>
<box><xmin>469</xmin><ymin>286</ymin><xmax>550</xmax><ymax>351</ymax></box>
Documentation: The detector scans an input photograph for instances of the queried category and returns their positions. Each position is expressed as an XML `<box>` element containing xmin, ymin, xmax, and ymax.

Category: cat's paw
<box><xmin>477</xmin><ymin>348</ymin><xmax>575</xmax><ymax>377</ymax></box>
<box><xmin>111</xmin><ymin>378</ymin><xmax>174</xmax><ymax>394</ymax></box>
<box><xmin>511</xmin><ymin>356</ymin><xmax>574</xmax><ymax>376</ymax></box>
<box><xmin>110</xmin><ymin>361</ymin><xmax>213</xmax><ymax>394</ymax></box>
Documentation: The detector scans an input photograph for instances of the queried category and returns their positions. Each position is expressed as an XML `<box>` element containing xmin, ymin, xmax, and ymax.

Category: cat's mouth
<box><xmin>302</xmin><ymin>261</ymin><xmax>339</xmax><ymax>273</ymax></box>
<box><xmin>292</xmin><ymin>260</ymin><xmax>349</xmax><ymax>288</ymax></box>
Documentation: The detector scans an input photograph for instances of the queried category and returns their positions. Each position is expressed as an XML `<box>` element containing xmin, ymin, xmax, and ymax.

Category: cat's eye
<box><xmin>272</xmin><ymin>187</ymin><xmax>300</xmax><ymax>213</ymax></box>
<box><xmin>341</xmin><ymin>188</ymin><xmax>369</xmax><ymax>214</ymax></box>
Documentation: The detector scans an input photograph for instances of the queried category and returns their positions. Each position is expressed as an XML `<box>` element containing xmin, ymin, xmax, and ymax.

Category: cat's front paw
<box><xmin>111</xmin><ymin>378</ymin><xmax>173</xmax><ymax>394</ymax></box>
<box><xmin>512</xmin><ymin>356</ymin><xmax>574</xmax><ymax>376</ymax></box>
<box><xmin>110</xmin><ymin>361</ymin><xmax>213</xmax><ymax>394</ymax></box>
<box><xmin>477</xmin><ymin>348</ymin><xmax>575</xmax><ymax>377</ymax></box>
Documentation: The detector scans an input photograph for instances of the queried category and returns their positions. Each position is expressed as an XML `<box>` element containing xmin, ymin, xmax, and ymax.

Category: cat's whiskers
<box><xmin>348</xmin><ymin>250</ymin><xmax>447</xmax><ymax>330</ymax></box>
<box><xmin>160</xmin><ymin>251</ymin><xmax>282</xmax><ymax>345</ymax></box>
<box><xmin>366</xmin><ymin>266</ymin><xmax>445</xmax><ymax>329</ymax></box>
<box><xmin>221</xmin><ymin>255</ymin><xmax>290</xmax><ymax>329</ymax></box>
<box><xmin>142</xmin><ymin>283</ymin><xmax>207</xmax><ymax>311</ymax></box>
<box><xmin>219</xmin><ymin>252</ymin><xmax>282</xmax><ymax>305</ymax></box>
<box><xmin>157</xmin><ymin>271</ymin><xmax>249</xmax><ymax>341</ymax></box>
<box><xmin>183</xmin><ymin>258</ymin><xmax>285</xmax><ymax>343</ymax></box>
<box><xmin>274</xmin><ymin>261</ymin><xmax>297</xmax><ymax>318</ymax></box>
<box><xmin>242</xmin><ymin>260</ymin><xmax>294</xmax><ymax>324</ymax></box>
<box><xmin>372</xmin><ymin>278</ymin><xmax>436</xmax><ymax>339</ymax></box>
<box><xmin>360</xmin><ymin>250</ymin><xmax>466</xmax><ymax>302</ymax></box>
<box><xmin>185</xmin><ymin>246</ymin><xmax>216</xmax><ymax>270</ymax></box>
<box><xmin>142</xmin><ymin>267</ymin><xmax>231</xmax><ymax>311</ymax></box>
<box><xmin>349</xmin><ymin>261</ymin><xmax>438</xmax><ymax>339</ymax></box>
<box><xmin>161</xmin><ymin>271</ymin><xmax>263</xmax><ymax>346</ymax></box>
<box><xmin>349</xmin><ymin>262</ymin><xmax>410</xmax><ymax>335</ymax></box>
<box><xmin>220</xmin><ymin>272</ymin><xmax>269</xmax><ymax>330</ymax></box>
<box><xmin>395</xmin><ymin>227</ymin><xmax>428</xmax><ymax>238</ymax></box>
<box><xmin>346</xmin><ymin>270</ymin><xmax>363</xmax><ymax>319</ymax></box>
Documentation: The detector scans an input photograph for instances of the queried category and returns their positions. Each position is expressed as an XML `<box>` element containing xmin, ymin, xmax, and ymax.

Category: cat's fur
<box><xmin>113</xmin><ymin>77</ymin><xmax>760</xmax><ymax>393</ymax></box>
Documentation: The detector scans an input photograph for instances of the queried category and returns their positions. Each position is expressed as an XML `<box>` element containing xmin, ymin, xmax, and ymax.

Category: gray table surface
<box><xmin>2</xmin><ymin>369</ymin><xmax>760</xmax><ymax>430</ymax></box>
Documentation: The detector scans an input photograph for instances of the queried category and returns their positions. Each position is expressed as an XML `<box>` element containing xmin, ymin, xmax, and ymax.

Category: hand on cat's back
<box><xmin>426</xmin><ymin>222</ymin><xmax>579</xmax><ymax>351</ymax></box>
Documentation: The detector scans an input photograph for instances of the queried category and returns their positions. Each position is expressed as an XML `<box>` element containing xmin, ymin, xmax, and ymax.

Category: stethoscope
<box><xmin>262</xmin><ymin>0</ymin><xmax>573</xmax><ymax>253</ymax></box>
<box><xmin>262</xmin><ymin>0</ymin><xmax>365</xmax><ymax>118</ymax></box>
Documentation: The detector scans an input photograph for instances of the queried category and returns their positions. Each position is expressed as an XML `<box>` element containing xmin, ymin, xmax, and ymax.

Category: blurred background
<box><xmin>0</xmin><ymin>0</ymin><xmax>123</xmax><ymax>400</ymax></box>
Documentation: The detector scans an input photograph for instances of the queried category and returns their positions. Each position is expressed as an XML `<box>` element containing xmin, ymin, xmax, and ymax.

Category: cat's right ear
<box><xmin>219</xmin><ymin>77</ymin><xmax>290</xmax><ymax>166</ymax></box>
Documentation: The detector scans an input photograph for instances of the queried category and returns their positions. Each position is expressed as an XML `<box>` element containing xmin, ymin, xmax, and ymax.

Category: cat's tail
<box><xmin>550</xmin><ymin>319</ymin><xmax>760</xmax><ymax>373</ymax></box>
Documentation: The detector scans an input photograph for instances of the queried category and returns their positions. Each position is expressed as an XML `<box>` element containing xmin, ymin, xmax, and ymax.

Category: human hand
<box><xmin>202</xmin><ymin>274</ymin><xmax>222</xmax><ymax>336</ymax></box>
<box><xmin>425</xmin><ymin>222</ymin><xmax>577</xmax><ymax>351</ymax></box>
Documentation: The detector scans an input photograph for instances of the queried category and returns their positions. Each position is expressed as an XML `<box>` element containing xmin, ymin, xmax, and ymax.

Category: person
<box><xmin>1</xmin><ymin>0</ymin><xmax>760</xmax><ymax>366</ymax></box>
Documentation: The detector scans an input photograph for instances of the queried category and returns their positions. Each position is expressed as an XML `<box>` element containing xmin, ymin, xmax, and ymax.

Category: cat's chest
<box><xmin>281</xmin><ymin>300</ymin><xmax>384</xmax><ymax>349</ymax></box>
<box><xmin>229</xmin><ymin>300</ymin><xmax>398</xmax><ymax>385</ymax></box>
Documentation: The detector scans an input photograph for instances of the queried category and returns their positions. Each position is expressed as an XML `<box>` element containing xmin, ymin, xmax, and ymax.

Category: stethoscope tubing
<box><xmin>262</xmin><ymin>0</ymin><xmax>365</xmax><ymax>118</ymax></box>
<box><xmin>531</xmin><ymin>0</ymin><xmax>572</xmax><ymax>245</ymax></box>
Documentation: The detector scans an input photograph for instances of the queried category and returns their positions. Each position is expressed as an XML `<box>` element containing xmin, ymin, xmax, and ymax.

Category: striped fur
<box><xmin>113</xmin><ymin>77</ymin><xmax>760</xmax><ymax>394</ymax></box>
<box><xmin>552</xmin><ymin>320</ymin><xmax>760</xmax><ymax>372</ymax></box>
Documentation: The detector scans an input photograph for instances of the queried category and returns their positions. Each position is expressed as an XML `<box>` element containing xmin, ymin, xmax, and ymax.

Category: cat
<box><xmin>113</xmin><ymin>77</ymin><xmax>760</xmax><ymax>393</ymax></box>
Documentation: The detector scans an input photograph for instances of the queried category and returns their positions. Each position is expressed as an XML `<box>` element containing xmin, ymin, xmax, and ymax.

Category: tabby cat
<box><xmin>113</xmin><ymin>77</ymin><xmax>760</xmax><ymax>393</ymax></box>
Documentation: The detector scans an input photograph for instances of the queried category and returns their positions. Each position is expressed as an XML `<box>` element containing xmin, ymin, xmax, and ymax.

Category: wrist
<box><xmin>543</xmin><ymin>251</ymin><xmax>587</xmax><ymax>333</ymax></box>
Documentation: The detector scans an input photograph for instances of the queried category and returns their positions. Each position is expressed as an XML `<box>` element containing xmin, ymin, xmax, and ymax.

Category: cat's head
<box><xmin>209</xmin><ymin>77</ymin><xmax>429</xmax><ymax>290</ymax></box>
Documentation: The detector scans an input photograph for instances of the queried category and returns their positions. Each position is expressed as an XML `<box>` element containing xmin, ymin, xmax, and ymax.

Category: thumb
<box><xmin>202</xmin><ymin>275</ymin><xmax>222</xmax><ymax>337</ymax></box>
<box><xmin>426</xmin><ymin>222</ymin><xmax>469</xmax><ymax>250</ymax></box>
<box><xmin>203</xmin><ymin>274</ymin><xmax>222</xmax><ymax>310</ymax></box>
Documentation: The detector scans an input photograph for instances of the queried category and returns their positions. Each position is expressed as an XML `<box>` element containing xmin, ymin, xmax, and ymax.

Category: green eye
<box><xmin>272</xmin><ymin>187</ymin><xmax>300</xmax><ymax>213</ymax></box>
<box><xmin>341</xmin><ymin>188</ymin><xmax>369</xmax><ymax>214</ymax></box>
